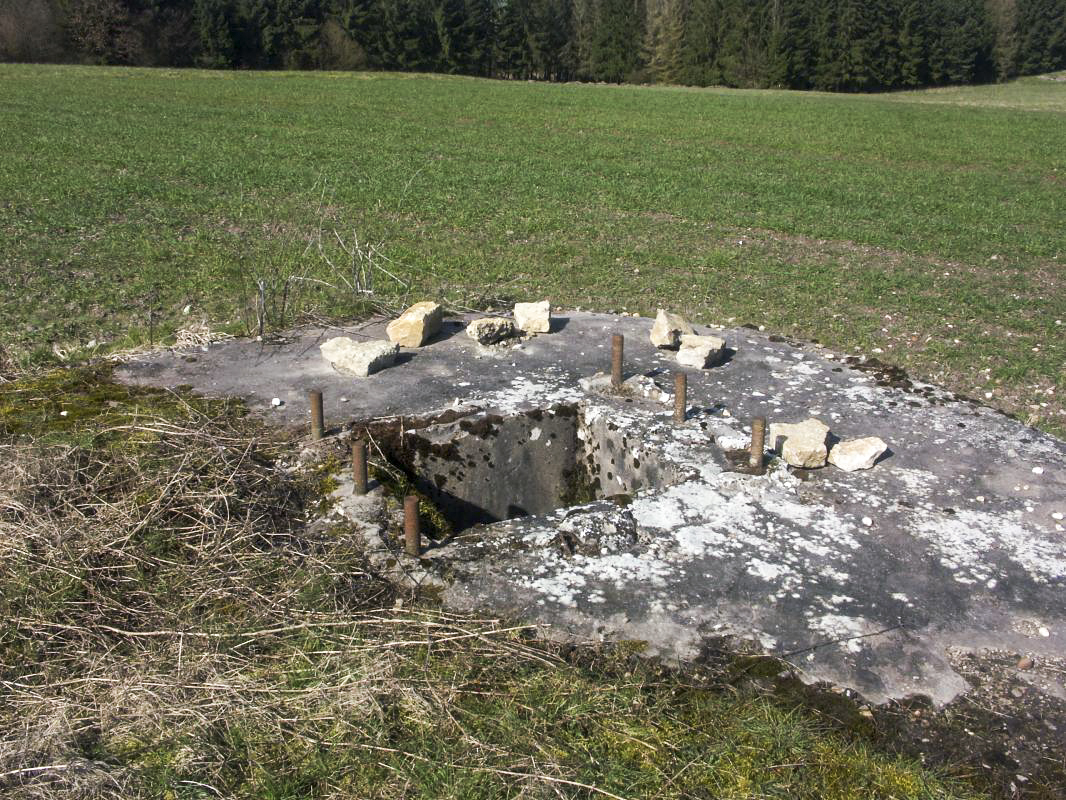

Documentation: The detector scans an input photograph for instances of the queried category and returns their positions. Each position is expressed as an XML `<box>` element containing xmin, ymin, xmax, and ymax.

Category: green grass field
<box><xmin>1</xmin><ymin>64</ymin><xmax>1064</xmax><ymax>434</ymax></box>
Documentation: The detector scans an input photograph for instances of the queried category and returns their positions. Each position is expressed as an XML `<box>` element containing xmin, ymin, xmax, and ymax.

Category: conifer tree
<box><xmin>680</xmin><ymin>0</ymin><xmax>725</xmax><ymax>85</ymax></box>
<box><xmin>431</xmin><ymin>0</ymin><xmax>466</xmax><ymax>72</ymax></box>
<box><xmin>587</xmin><ymin>0</ymin><xmax>645</xmax><ymax>82</ymax></box>
<box><xmin>986</xmin><ymin>0</ymin><xmax>1020</xmax><ymax>80</ymax></box>
<box><xmin>643</xmin><ymin>0</ymin><xmax>686</xmax><ymax>83</ymax></box>
<box><xmin>460</xmin><ymin>0</ymin><xmax>495</xmax><ymax>75</ymax></box>
<box><xmin>898</xmin><ymin>0</ymin><xmax>929</xmax><ymax>86</ymax></box>
<box><xmin>1018</xmin><ymin>0</ymin><xmax>1066</xmax><ymax>74</ymax></box>
<box><xmin>193</xmin><ymin>0</ymin><xmax>238</xmax><ymax>67</ymax></box>
<box><xmin>775</xmin><ymin>0</ymin><xmax>815</xmax><ymax>88</ymax></box>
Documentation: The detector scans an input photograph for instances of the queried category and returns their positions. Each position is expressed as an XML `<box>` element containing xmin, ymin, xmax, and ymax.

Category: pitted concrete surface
<box><xmin>116</xmin><ymin>312</ymin><xmax>1066</xmax><ymax>705</ymax></box>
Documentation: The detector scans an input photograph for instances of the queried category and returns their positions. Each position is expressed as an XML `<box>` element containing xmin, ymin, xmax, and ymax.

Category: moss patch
<box><xmin>370</xmin><ymin>462</ymin><xmax>455</xmax><ymax>542</ymax></box>
<box><xmin>0</xmin><ymin>363</ymin><xmax>241</xmax><ymax>445</ymax></box>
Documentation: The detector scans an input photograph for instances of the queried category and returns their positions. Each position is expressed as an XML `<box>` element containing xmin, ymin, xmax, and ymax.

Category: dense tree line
<box><xmin>2</xmin><ymin>0</ymin><xmax>1064</xmax><ymax>90</ymax></box>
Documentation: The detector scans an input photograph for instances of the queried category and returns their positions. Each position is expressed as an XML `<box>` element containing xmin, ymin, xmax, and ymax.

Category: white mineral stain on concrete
<box><xmin>811</xmin><ymin>614</ymin><xmax>877</xmax><ymax>653</ymax></box>
<box><xmin>911</xmin><ymin>507</ymin><xmax>1066</xmax><ymax>585</ymax></box>
<box><xmin>506</xmin><ymin>457</ymin><xmax>877</xmax><ymax>623</ymax></box>
<box><xmin>748</xmin><ymin>559</ymin><xmax>792</xmax><ymax>581</ymax></box>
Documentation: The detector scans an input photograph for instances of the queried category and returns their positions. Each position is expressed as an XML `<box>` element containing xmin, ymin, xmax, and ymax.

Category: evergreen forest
<box><xmin>1</xmin><ymin>0</ymin><xmax>1064</xmax><ymax>91</ymax></box>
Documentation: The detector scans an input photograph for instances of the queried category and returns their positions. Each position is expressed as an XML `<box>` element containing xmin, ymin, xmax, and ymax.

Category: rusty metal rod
<box><xmin>309</xmin><ymin>390</ymin><xmax>324</xmax><ymax>440</ymax></box>
<box><xmin>611</xmin><ymin>334</ymin><xmax>624</xmax><ymax>389</ymax></box>
<box><xmin>352</xmin><ymin>438</ymin><xmax>368</xmax><ymax>495</ymax></box>
<box><xmin>749</xmin><ymin>416</ymin><xmax>767</xmax><ymax>470</ymax></box>
<box><xmin>404</xmin><ymin>495</ymin><xmax>421</xmax><ymax>557</ymax></box>
<box><xmin>673</xmin><ymin>372</ymin><xmax>687</xmax><ymax>424</ymax></box>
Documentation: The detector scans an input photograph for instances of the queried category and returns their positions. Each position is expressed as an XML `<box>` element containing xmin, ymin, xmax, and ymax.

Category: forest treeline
<box><xmin>1</xmin><ymin>0</ymin><xmax>1064</xmax><ymax>91</ymax></box>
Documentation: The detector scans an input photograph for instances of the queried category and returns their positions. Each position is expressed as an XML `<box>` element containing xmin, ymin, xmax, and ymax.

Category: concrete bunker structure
<box><xmin>358</xmin><ymin>399</ymin><xmax>687</xmax><ymax>535</ymax></box>
<box><xmin>117</xmin><ymin>311</ymin><xmax>1066</xmax><ymax>710</ymax></box>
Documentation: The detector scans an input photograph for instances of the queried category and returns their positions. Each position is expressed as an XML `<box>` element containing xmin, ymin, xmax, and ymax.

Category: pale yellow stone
<box><xmin>514</xmin><ymin>300</ymin><xmax>551</xmax><ymax>333</ymax></box>
<box><xmin>320</xmin><ymin>337</ymin><xmax>398</xmax><ymax>377</ymax></box>
<box><xmin>386</xmin><ymin>301</ymin><xmax>443</xmax><ymax>347</ymax></box>
<box><xmin>676</xmin><ymin>334</ymin><xmax>726</xmax><ymax>368</ymax></box>
<box><xmin>467</xmin><ymin>317</ymin><xmax>516</xmax><ymax>344</ymax></box>
<box><xmin>650</xmin><ymin>309</ymin><xmax>694</xmax><ymax>349</ymax></box>
<box><xmin>828</xmin><ymin>437</ymin><xmax>888</xmax><ymax>471</ymax></box>
<box><xmin>768</xmin><ymin>418</ymin><xmax>830</xmax><ymax>468</ymax></box>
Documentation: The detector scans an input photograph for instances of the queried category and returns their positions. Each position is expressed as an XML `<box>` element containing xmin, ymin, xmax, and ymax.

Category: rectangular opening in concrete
<box><xmin>360</xmin><ymin>404</ymin><xmax>678</xmax><ymax>535</ymax></box>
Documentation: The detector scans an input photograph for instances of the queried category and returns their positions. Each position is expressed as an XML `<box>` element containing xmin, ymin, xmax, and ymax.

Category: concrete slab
<box><xmin>115</xmin><ymin>311</ymin><xmax>1066</xmax><ymax>706</ymax></box>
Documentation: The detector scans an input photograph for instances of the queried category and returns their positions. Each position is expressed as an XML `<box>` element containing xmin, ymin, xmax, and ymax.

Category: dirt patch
<box><xmin>872</xmin><ymin>650</ymin><xmax>1066</xmax><ymax>799</ymax></box>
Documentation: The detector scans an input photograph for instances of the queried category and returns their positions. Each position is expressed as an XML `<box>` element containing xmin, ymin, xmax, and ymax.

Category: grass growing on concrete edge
<box><xmin>0</xmin><ymin>367</ymin><xmax>984</xmax><ymax>800</ymax></box>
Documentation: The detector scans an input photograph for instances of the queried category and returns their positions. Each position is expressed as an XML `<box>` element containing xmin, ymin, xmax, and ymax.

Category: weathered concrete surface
<box><xmin>115</xmin><ymin>312</ymin><xmax>1066</xmax><ymax>707</ymax></box>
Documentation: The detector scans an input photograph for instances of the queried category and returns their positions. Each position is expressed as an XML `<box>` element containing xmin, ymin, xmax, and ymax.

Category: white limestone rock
<box><xmin>650</xmin><ymin>309</ymin><xmax>694</xmax><ymax>349</ymax></box>
<box><xmin>514</xmin><ymin>300</ymin><xmax>551</xmax><ymax>333</ymax></box>
<box><xmin>768</xmin><ymin>418</ymin><xmax>830</xmax><ymax>468</ymax></box>
<box><xmin>386</xmin><ymin>301</ymin><xmax>443</xmax><ymax>347</ymax></box>
<box><xmin>676</xmin><ymin>334</ymin><xmax>726</xmax><ymax>368</ymax></box>
<box><xmin>828</xmin><ymin>437</ymin><xmax>888</xmax><ymax>472</ymax></box>
<box><xmin>577</xmin><ymin>372</ymin><xmax>668</xmax><ymax>403</ymax></box>
<box><xmin>320</xmin><ymin>337</ymin><xmax>398</xmax><ymax>377</ymax></box>
<box><xmin>578</xmin><ymin>372</ymin><xmax>613</xmax><ymax>394</ymax></box>
<box><xmin>553</xmin><ymin>504</ymin><xmax>639</xmax><ymax>556</ymax></box>
<box><xmin>466</xmin><ymin>317</ymin><xmax>516</xmax><ymax>345</ymax></box>
<box><xmin>622</xmin><ymin>374</ymin><xmax>671</xmax><ymax>404</ymax></box>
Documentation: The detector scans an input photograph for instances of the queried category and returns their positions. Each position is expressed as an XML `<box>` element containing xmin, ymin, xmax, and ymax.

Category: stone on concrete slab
<box><xmin>624</xmin><ymin>374</ymin><xmax>671</xmax><ymax>403</ymax></box>
<box><xmin>676</xmin><ymin>334</ymin><xmax>726</xmax><ymax>368</ymax></box>
<box><xmin>650</xmin><ymin>309</ymin><xmax>694</xmax><ymax>349</ymax></box>
<box><xmin>386</xmin><ymin>301</ymin><xmax>442</xmax><ymax>347</ymax></box>
<box><xmin>467</xmin><ymin>317</ymin><xmax>516</xmax><ymax>345</ymax></box>
<box><xmin>514</xmin><ymin>300</ymin><xmax>551</xmax><ymax>333</ymax></box>
<box><xmin>320</xmin><ymin>337</ymin><xmax>398</xmax><ymax>377</ymax></box>
<box><xmin>829</xmin><ymin>436</ymin><xmax>889</xmax><ymax>472</ymax></box>
<box><xmin>769</xmin><ymin>418</ymin><xmax>831</xmax><ymax>468</ymax></box>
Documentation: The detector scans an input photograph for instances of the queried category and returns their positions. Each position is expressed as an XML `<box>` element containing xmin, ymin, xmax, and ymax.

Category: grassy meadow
<box><xmin>1</xmin><ymin>64</ymin><xmax>1065</xmax><ymax>799</ymax></box>
<box><xmin>0</xmin><ymin>64</ymin><xmax>1064</xmax><ymax>433</ymax></box>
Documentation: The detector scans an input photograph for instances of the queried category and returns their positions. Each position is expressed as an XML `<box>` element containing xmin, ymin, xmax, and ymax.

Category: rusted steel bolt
<box><xmin>403</xmin><ymin>495</ymin><xmax>421</xmax><ymax>557</ymax></box>
<box><xmin>749</xmin><ymin>416</ymin><xmax>767</xmax><ymax>470</ymax></box>
<box><xmin>352</xmin><ymin>438</ymin><xmax>368</xmax><ymax>495</ymax></box>
<box><xmin>611</xmin><ymin>334</ymin><xmax>624</xmax><ymax>389</ymax></box>
<box><xmin>673</xmin><ymin>372</ymin><xmax>687</xmax><ymax>424</ymax></box>
<box><xmin>309</xmin><ymin>390</ymin><xmax>325</xmax><ymax>440</ymax></box>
